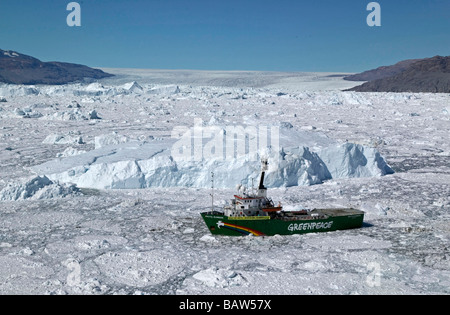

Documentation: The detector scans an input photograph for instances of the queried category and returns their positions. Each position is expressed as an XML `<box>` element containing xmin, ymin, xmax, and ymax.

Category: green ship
<box><xmin>201</xmin><ymin>159</ymin><xmax>364</xmax><ymax>237</ymax></box>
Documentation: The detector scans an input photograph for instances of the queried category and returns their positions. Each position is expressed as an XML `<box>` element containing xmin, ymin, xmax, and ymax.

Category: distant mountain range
<box><xmin>0</xmin><ymin>49</ymin><xmax>114</xmax><ymax>85</ymax></box>
<box><xmin>345</xmin><ymin>56</ymin><xmax>450</xmax><ymax>93</ymax></box>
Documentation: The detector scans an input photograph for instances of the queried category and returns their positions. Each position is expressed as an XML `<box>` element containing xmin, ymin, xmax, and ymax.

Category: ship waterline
<box><xmin>201</xmin><ymin>208</ymin><xmax>365</xmax><ymax>236</ymax></box>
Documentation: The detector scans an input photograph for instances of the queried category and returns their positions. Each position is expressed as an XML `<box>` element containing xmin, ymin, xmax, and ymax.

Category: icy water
<box><xmin>0</xmin><ymin>70</ymin><xmax>449</xmax><ymax>294</ymax></box>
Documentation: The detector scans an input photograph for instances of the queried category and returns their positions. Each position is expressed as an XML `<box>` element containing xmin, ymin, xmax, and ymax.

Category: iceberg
<box><xmin>318</xmin><ymin>143</ymin><xmax>394</xmax><ymax>178</ymax></box>
<box><xmin>0</xmin><ymin>176</ymin><xmax>81</xmax><ymax>201</ymax></box>
<box><xmin>31</xmin><ymin>132</ymin><xmax>393</xmax><ymax>190</ymax></box>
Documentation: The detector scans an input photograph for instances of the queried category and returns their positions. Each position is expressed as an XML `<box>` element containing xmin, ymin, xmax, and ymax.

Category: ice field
<box><xmin>0</xmin><ymin>70</ymin><xmax>449</xmax><ymax>294</ymax></box>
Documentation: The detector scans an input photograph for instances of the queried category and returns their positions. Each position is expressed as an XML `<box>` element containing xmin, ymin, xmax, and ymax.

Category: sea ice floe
<box><xmin>56</xmin><ymin>147</ymin><xmax>87</xmax><ymax>158</ymax></box>
<box><xmin>43</xmin><ymin>134</ymin><xmax>84</xmax><ymax>145</ymax></box>
<box><xmin>94</xmin><ymin>250</ymin><xmax>186</xmax><ymax>287</ymax></box>
<box><xmin>192</xmin><ymin>267</ymin><xmax>248</xmax><ymax>288</ymax></box>
<box><xmin>94</xmin><ymin>132</ymin><xmax>130</xmax><ymax>149</ymax></box>
<box><xmin>42</xmin><ymin>109</ymin><xmax>101</xmax><ymax>121</ymax></box>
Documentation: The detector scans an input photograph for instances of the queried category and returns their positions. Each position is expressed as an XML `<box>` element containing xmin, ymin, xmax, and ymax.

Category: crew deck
<box><xmin>312</xmin><ymin>208</ymin><xmax>365</xmax><ymax>217</ymax></box>
<box><xmin>276</xmin><ymin>208</ymin><xmax>364</xmax><ymax>221</ymax></box>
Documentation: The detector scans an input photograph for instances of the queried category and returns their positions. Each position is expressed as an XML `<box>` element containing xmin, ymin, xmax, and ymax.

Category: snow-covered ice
<box><xmin>30</xmin><ymin>133</ymin><xmax>392</xmax><ymax>190</ymax></box>
<box><xmin>0</xmin><ymin>70</ymin><xmax>449</xmax><ymax>295</ymax></box>
<box><xmin>0</xmin><ymin>175</ymin><xmax>80</xmax><ymax>201</ymax></box>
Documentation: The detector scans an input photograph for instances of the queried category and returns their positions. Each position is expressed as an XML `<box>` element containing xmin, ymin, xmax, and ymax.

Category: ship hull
<box><xmin>201</xmin><ymin>209</ymin><xmax>364</xmax><ymax>236</ymax></box>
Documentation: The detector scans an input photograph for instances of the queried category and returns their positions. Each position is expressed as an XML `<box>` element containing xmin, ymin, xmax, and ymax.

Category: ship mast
<box><xmin>210</xmin><ymin>171</ymin><xmax>214</xmax><ymax>213</ymax></box>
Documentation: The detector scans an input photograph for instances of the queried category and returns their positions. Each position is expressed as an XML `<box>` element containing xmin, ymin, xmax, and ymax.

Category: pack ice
<box><xmin>31</xmin><ymin>125</ymin><xmax>393</xmax><ymax>190</ymax></box>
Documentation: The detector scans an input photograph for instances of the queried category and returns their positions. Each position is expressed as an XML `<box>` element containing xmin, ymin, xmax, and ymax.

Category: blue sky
<box><xmin>0</xmin><ymin>0</ymin><xmax>449</xmax><ymax>72</ymax></box>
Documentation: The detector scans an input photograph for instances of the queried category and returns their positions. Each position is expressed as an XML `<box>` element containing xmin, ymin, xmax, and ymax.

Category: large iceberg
<box><xmin>31</xmin><ymin>130</ymin><xmax>393</xmax><ymax>190</ymax></box>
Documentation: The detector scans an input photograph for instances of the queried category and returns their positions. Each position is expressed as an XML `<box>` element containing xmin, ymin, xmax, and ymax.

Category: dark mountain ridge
<box><xmin>0</xmin><ymin>49</ymin><xmax>114</xmax><ymax>85</ymax></box>
<box><xmin>346</xmin><ymin>56</ymin><xmax>450</xmax><ymax>93</ymax></box>
<box><xmin>344</xmin><ymin>59</ymin><xmax>421</xmax><ymax>82</ymax></box>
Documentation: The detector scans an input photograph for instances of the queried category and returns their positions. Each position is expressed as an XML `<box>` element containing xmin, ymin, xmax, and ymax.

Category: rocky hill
<box><xmin>0</xmin><ymin>49</ymin><xmax>114</xmax><ymax>85</ymax></box>
<box><xmin>344</xmin><ymin>59</ymin><xmax>420</xmax><ymax>82</ymax></box>
<box><xmin>346</xmin><ymin>56</ymin><xmax>450</xmax><ymax>93</ymax></box>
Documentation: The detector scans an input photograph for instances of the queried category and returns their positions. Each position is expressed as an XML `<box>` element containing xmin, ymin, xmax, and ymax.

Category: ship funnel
<box><xmin>259</xmin><ymin>158</ymin><xmax>268</xmax><ymax>190</ymax></box>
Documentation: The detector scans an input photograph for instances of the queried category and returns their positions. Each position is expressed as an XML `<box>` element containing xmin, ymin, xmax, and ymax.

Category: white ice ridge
<box><xmin>31</xmin><ymin>128</ymin><xmax>393</xmax><ymax>190</ymax></box>
<box><xmin>0</xmin><ymin>81</ymin><xmax>179</xmax><ymax>98</ymax></box>
<box><xmin>0</xmin><ymin>175</ymin><xmax>81</xmax><ymax>201</ymax></box>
